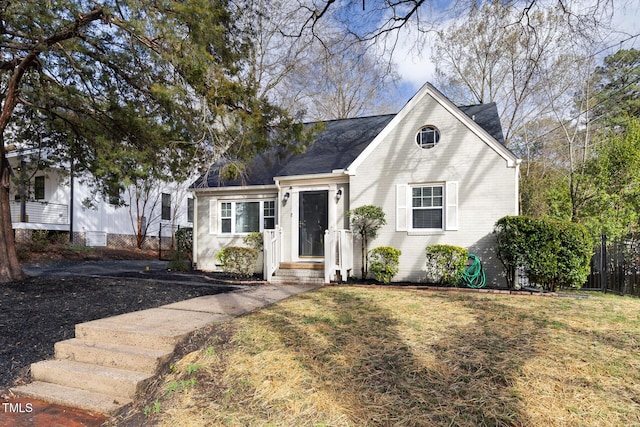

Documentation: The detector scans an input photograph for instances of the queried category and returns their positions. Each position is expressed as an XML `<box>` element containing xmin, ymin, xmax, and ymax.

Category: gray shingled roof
<box><xmin>458</xmin><ymin>103</ymin><xmax>505</xmax><ymax>145</ymax></box>
<box><xmin>195</xmin><ymin>103</ymin><xmax>504</xmax><ymax>188</ymax></box>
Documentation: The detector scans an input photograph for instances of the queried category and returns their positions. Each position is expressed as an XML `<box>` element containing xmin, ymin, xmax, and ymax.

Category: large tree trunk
<box><xmin>0</xmin><ymin>152</ymin><xmax>26</xmax><ymax>282</ymax></box>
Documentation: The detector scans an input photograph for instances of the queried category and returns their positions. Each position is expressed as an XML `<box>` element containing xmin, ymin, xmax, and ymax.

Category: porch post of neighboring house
<box><xmin>69</xmin><ymin>158</ymin><xmax>74</xmax><ymax>243</ymax></box>
<box><xmin>192</xmin><ymin>193</ymin><xmax>198</xmax><ymax>269</ymax></box>
<box><xmin>18</xmin><ymin>159</ymin><xmax>27</xmax><ymax>222</ymax></box>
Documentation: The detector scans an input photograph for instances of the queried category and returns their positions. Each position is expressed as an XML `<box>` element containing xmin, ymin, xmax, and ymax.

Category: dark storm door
<box><xmin>299</xmin><ymin>191</ymin><xmax>328</xmax><ymax>257</ymax></box>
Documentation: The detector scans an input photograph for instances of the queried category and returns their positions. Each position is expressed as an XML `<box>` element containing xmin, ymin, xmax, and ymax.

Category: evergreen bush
<box><xmin>368</xmin><ymin>246</ymin><xmax>401</xmax><ymax>284</ymax></box>
<box><xmin>216</xmin><ymin>246</ymin><xmax>258</xmax><ymax>278</ymax></box>
<box><xmin>243</xmin><ymin>231</ymin><xmax>264</xmax><ymax>251</ymax></box>
<box><xmin>494</xmin><ymin>216</ymin><xmax>592</xmax><ymax>291</ymax></box>
<box><xmin>424</xmin><ymin>244</ymin><xmax>468</xmax><ymax>286</ymax></box>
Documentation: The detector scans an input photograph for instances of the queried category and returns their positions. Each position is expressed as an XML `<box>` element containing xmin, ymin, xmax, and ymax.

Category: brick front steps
<box><xmin>11</xmin><ymin>285</ymin><xmax>320</xmax><ymax>416</ymax></box>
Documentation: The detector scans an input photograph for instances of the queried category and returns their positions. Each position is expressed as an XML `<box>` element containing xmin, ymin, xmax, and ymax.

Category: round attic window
<box><xmin>416</xmin><ymin>126</ymin><xmax>440</xmax><ymax>149</ymax></box>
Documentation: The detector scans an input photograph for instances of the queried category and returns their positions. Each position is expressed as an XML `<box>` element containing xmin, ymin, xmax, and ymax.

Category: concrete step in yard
<box><xmin>13</xmin><ymin>381</ymin><xmax>131</xmax><ymax>415</ymax></box>
<box><xmin>10</xmin><ymin>285</ymin><xmax>319</xmax><ymax>418</ymax></box>
<box><xmin>74</xmin><ymin>307</ymin><xmax>218</xmax><ymax>351</ymax></box>
<box><xmin>12</xmin><ymin>307</ymin><xmax>223</xmax><ymax>415</ymax></box>
<box><xmin>55</xmin><ymin>338</ymin><xmax>173</xmax><ymax>374</ymax></box>
<box><xmin>30</xmin><ymin>359</ymin><xmax>151</xmax><ymax>399</ymax></box>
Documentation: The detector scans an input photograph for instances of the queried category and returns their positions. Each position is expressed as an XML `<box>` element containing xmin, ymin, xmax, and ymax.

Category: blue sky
<box><xmin>384</xmin><ymin>0</ymin><xmax>640</xmax><ymax>108</ymax></box>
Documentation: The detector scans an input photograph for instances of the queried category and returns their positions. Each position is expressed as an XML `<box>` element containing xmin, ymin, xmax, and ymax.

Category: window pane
<box><xmin>263</xmin><ymin>217</ymin><xmax>275</xmax><ymax>229</ymax></box>
<box><xmin>161</xmin><ymin>193</ymin><xmax>171</xmax><ymax>220</ymax></box>
<box><xmin>187</xmin><ymin>198</ymin><xmax>194</xmax><ymax>223</ymax></box>
<box><xmin>263</xmin><ymin>200</ymin><xmax>275</xmax><ymax>217</ymax></box>
<box><xmin>263</xmin><ymin>200</ymin><xmax>275</xmax><ymax>229</ymax></box>
<box><xmin>412</xmin><ymin>185</ymin><xmax>444</xmax><ymax>209</ymax></box>
<box><xmin>413</xmin><ymin>209</ymin><xmax>443</xmax><ymax>229</ymax></box>
<box><xmin>34</xmin><ymin>176</ymin><xmax>45</xmax><ymax>200</ymax></box>
<box><xmin>416</xmin><ymin>126</ymin><xmax>440</xmax><ymax>149</ymax></box>
<box><xmin>221</xmin><ymin>218</ymin><xmax>231</xmax><ymax>233</ymax></box>
<box><xmin>221</xmin><ymin>202</ymin><xmax>232</xmax><ymax>218</ymax></box>
<box><xmin>236</xmin><ymin>202</ymin><xmax>260</xmax><ymax>233</ymax></box>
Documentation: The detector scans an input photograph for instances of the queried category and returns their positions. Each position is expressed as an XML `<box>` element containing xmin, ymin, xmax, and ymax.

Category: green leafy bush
<box><xmin>424</xmin><ymin>244</ymin><xmax>468</xmax><ymax>286</ymax></box>
<box><xmin>494</xmin><ymin>216</ymin><xmax>592</xmax><ymax>291</ymax></box>
<box><xmin>243</xmin><ymin>231</ymin><xmax>263</xmax><ymax>251</ymax></box>
<box><xmin>216</xmin><ymin>246</ymin><xmax>259</xmax><ymax>278</ymax></box>
<box><xmin>175</xmin><ymin>227</ymin><xmax>193</xmax><ymax>260</ymax></box>
<box><xmin>368</xmin><ymin>246</ymin><xmax>401</xmax><ymax>284</ymax></box>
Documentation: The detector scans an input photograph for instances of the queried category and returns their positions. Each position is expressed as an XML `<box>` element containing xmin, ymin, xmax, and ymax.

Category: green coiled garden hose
<box><xmin>462</xmin><ymin>254</ymin><xmax>486</xmax><ymax>288</ymax></box>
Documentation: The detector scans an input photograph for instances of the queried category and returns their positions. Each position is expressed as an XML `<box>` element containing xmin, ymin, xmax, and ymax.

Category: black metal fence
<box><xmin>158</xmin><ymin>223</ymin><xmax>179</xmax><ymax>261</ymax></box>
<box><xmin>585</xmin><ymin>235</ymin><xmax>640</xmax><ymax>297</ymax></box>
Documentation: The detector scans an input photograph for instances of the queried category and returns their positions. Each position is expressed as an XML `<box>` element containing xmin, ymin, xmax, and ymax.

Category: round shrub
<box><xmin>368</xmin><ymin>246</ymin><xmax>401</xmax><ymax>284</ymax></box>
<box><xmin>216</xmin><ymin>246</ymin><xmax>259</xmax><ymax>278</ymax></box>
<box><xmin>494</xmin><ymin>216</ymin><xmax>592</xmax><ymax>291</ymax></box>
<box><xmin>243</xmin><ymin>231</ymin><xmax>264</xmax><ymax>251</ymax></box>
<box><xmin>424</xmin><ymin>244</ymin><xmax>468</xmax><ymax>286</ymax></box>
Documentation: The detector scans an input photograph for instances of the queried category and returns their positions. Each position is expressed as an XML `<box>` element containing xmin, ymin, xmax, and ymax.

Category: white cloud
<box><xmin>388</xmin><ymin>1</ymin><xmax>639</xmax><ymax>104</ymax></box>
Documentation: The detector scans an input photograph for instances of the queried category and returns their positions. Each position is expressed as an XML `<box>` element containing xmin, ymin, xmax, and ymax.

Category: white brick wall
<box><xmin>349</xmin><ymin>93</ymin><xmax>518</xmax><ymax>286</ymax></box>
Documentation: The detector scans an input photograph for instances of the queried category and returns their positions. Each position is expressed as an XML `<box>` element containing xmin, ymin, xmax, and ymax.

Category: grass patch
<box><xmin>142</xmin><ymin>288</ymin><xmax>640</xmax><ymax>426</ymax></box>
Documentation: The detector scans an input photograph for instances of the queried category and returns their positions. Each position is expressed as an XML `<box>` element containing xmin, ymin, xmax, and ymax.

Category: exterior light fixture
<box><xmin>336</xmin><ymin>188</ymin><xmax>342</xmax><ymax>201</ymax></box>
<box><xmin>283</xmin><ymin>192</ymin><xmax>290</xmax><ymax>203</ymax></box>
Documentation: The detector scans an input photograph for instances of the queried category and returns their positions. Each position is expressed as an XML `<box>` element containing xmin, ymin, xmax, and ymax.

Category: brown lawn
<box><xmin>120</xmin><ymin>287</ymin><xmax>640</xmax><ymax>427</ymax></box>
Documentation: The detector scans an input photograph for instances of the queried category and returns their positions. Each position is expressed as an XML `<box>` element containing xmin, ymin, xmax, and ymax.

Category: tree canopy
<box><xmin>0</xmin><ymin>0</ymin><xmax>307</xmax><ymax>282</ymax></box>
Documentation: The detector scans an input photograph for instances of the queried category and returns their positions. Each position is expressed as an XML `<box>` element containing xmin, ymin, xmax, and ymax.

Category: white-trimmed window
<box><xmin>219</xmin><ymin>200</ymin><xmax>276</xmax><ymax>234</ymax></box>
<box><xmin>416</xmin><ymin>125</ymin><xmax>440</xmax><ymax>149</ymax></box>
<box><xmin>412</xmin><ymin>185</ymin><xmax>443</xmax><ymax>229</ymax></box>
<box><xmin>396</xmin><ymin>182</ymin><xmax>458</xmax><ymax>232</ymax></box>
<box><xmin>263</xmin><ymin>200</ymin><xmax>275</xmax><ymax>229</ymax></box>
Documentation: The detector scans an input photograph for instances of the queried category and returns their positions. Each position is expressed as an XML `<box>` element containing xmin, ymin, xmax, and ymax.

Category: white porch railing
<box><xmin>263</xmin><ymin>227</ymin><xmax>281</xmax><ymax>281</ymax></box>
<box><xmin>10</xmin><ymin>200</ymin><xmax>69</xmax><ymax>225</ymax></box>
<box><xmin>324</xmin><ymin>229</ymin><xmax>354</xmax><ymax>283</ymax></box>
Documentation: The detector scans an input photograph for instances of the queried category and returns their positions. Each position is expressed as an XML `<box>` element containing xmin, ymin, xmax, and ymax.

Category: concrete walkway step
<box><xmin>30</xmin><ymin>359</ymin><xmax>152</xmax><ymax>399</ymax></box>
<box><xmin>75</xmin><ymin>307</ymin><xmax>228</xmax><ymax>351</ymax></box>
<box><xmin>11</xmin><ymin>284</ymin><xmax>321</xmax><ymax>417</ymax></box>
<box><xmin>55</xmin><ymin>338</ymin><xmax>173</xmax><ymax>374</ymax></box>
<box><xmin>13</xmin><ymin>381</ymin><xmax>130</xmax><ymax>415</ymax></box>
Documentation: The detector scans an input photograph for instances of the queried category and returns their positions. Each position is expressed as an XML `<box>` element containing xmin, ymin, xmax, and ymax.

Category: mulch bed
<box><xmin>0</xmin><ymin>273</ymin><xmax>244</xmax><ymax>391</ymax></box>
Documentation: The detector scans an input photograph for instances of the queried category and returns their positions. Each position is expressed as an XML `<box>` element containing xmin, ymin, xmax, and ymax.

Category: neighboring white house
<box><xmin>6</xmin><ymin>149</ymin><xmax>194</xmax><ymax>249</ymax></box>
<box><xmin>191</xmin><ymin>83</ymin><xmax>520</xmax><ymax>286</ymax></box>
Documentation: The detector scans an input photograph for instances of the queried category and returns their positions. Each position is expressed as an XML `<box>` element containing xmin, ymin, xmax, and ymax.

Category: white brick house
<box><xmin>191</xmin><ymin>83</ymin><xmax>520</xmax><ymax>286</ymax></box>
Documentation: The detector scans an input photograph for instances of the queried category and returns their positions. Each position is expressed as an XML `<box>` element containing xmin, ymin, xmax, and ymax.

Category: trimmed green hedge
<box><xmin>368</xmin><ymin>246</ymin><xmax>401</xmax><ymax>284</ymax></box>
<box><xmin>216</xmin><ymin>246</ymin><xmax>259</xmax><ymax>278</ymax></box>
<box><xmin>494</xmin><ymin>216</ymin><xmax>592</xmax><ymax>291</ymax></box>
<box><xmin>424</xmin><ymin>244</ymin><xmax>468</xmax><ymax>286</ymax></box>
